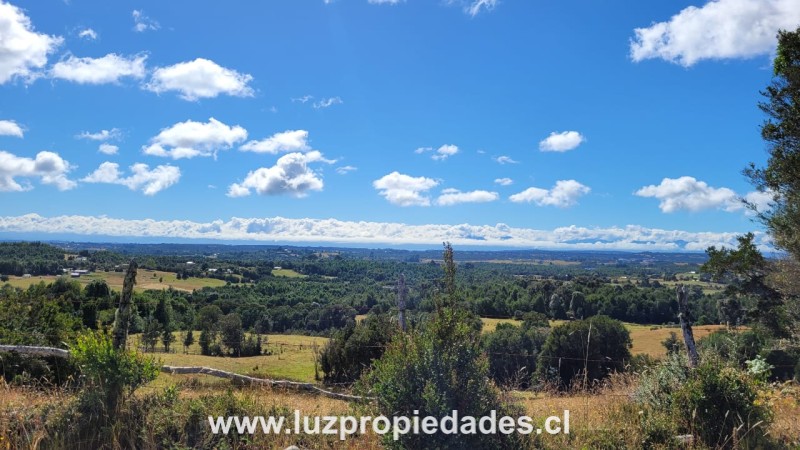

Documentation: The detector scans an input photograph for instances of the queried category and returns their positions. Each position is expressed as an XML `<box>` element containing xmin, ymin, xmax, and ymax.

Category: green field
<box><xmin>130</xmin><ymin>332</ymin><xmax>328</xmax><ymax>383</ymax></box>
<box><xmin>3</xmin><ymin>270</ymin><xmax>226</xmax><ymax>293</ymax></box>
<box><xmin>271</xmin><ymin>268</ymin><xmax>307</xmax><ymax>278</ymax></box>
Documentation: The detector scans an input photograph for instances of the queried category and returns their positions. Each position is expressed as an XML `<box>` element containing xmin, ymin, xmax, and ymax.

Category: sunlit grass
<box><xmin>271</xmin><ymin>268</ymin><xmax>307</xmax><ymax>278</ymax></box>
<box><xmin>3</xmin><ymin>270</ymin><xmax>226</xmax><ymax>293</ymax></box>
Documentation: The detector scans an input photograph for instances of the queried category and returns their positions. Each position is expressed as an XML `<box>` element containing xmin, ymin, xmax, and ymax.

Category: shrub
<box><xmin>636</xmin><ymin>355</ymin><xmax>772</xmax><ymax>448</ymax></box>
<box><xmin>627</xmin><ymin>353</ymin><xmax>659</xmax><ymax>374</ymax></box>
<box><xmin>634</xmin><ymin>353</ymin><xmax>691</xmax><ymax>413</ymax></box>
<box><xmin>0</xmin><ymin>352</ymin><xmax>79</xmax><ymax>386</ymax></box>
<box><xmin>71</xmin><ymin>331</ymin><xmax>160</xmax><ymax>413</ymax></box>
<box><xmin>319</xmin><ymin>313</ymin><xmax>395</xmax><ymax>384</ymax></box>
<box><xmin>240</xmin><ymin>334</ymin><xmax>263</xmax><ymax>357</ymax></box>
<box><xmin>534</xmin><ymin>316</ymin><xmax>631</xmax><ymax>389</ymax></box>
<box><xmin>672</xmin><ymin>359</ymin><xmax>772</xmax><ymax>448</ymax></box>
<box><xmin>359</xmin><ymin>308</ymin><xmax>521</xmax><ymax>449</ymax></box>
<box><xmin>660</xmin><ymin>331</ymin><xmax>681</xmax><ymax>356</ymax></box>
<box><xmin>698</xmin><ymin>329</ymin><xmax>768</xmax><ymax>365</ymax></box>
<box><xmin>760</xmin><ymin>348</ymin><xmax>800</xmax><ymax>381</ymax></box>
<box><xmin>482</xmin><ymin>321</ymin><xmax>548</xmax><ymax>388</ymax></box>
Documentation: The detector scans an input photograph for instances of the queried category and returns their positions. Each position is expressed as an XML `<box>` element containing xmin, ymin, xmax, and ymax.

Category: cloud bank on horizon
<box><xmin>0</xmin><ymin>213</ymin><xmax>774</xmax><ymax>252</ymax></box>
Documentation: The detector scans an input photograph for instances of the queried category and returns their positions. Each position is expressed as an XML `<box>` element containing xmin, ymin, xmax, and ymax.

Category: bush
<box><xmin>698</xmin><ymin>329</ymin><xmax>768</xmax><ymax>365</ymax></box>
<box><xmin>627</xmin><ymin>353</ymin><xmax>659</xmax><ymax>374</ymax></box>
<box><xmin>634</xmin><ymin>353</ymin><xmax>691</xmax><ymax>413</ymax></box>
<box><xmin>482</xmin><ymin>321</ymin><xmax>548</xmax><ymax>388</ymax></box>
<box><xmin>672</xmin><ymin>359</ymin><xmax>771</xmax><ymax>448</ymax></box>
<box><xmin>359</xmin><ymin>308</ymin><xmax>521</xmax><ymax>449</ymax></box>
<box><xmin>319</xmin><ymin>313</ymin><xmax>395</xmax><ymax>384</ymax></box>
<box><xmin>760</xmin><ymin>348</ymin><xmax>800</xmax><ymax>381</ymax></box>
<box><xmin>534</xmin><ymin>316</ymin><xmax>631</xmax><ymax>389</ymax></box>
<box><xmin>71</xmin><ymin>331</ymin><xmax>160</xmax><ymax>413</ymax></box>
<box><xmin>636</xmin><ymin>355</ymin><xmax>772</xmax><ymax>448</ymax></box>
<box><xmin>240</xmin><ymin>334</ymin><xmax>263</xmax><ymax>357</ymax></box>
<box><xmin>0</xmin><ymin>351</ymin><xmax>79</xmax><ymax>386</ymax></box>
<box><xmin>660</xmin><ymin>331</ymin><xmax>681</xmax><ymax>356</ymax></box>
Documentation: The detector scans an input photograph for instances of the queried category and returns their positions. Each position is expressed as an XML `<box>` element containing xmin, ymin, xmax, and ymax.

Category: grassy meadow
<box><xmin>271</xmin><ymin>268</ymin><xmax>307</xmax><ymax>278</ymax></box>
<box><xmin>3</xmin><ymin>269</ymin><xmax>227</xmax><ymax>293</ymax></box>
<box><xmin>128</xmin><ymin>332</ymin><xmax>328</xmax><ymax>383</ymax></box>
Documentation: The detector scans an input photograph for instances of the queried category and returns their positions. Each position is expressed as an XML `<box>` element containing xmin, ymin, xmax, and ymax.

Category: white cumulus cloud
<box><xmin>0</xmin><ymin>120</ymin><xmax>24</xmax><ymax>138</ymax></box>
<box><xmin>630</xmin><ymin>0</ymin><xmax>800</xmax><ymax>67</ymax></box>
<box><xmin>82</xmin><ymin>161</ymin><xmax>180</xmax><ymax>195</ymax></box>
<box><xmin>494</xmin><ymin>177</ymin><xmax>513</xmax><ymax>186</ymax></box>
<box><xmin>227</xmin><ymin>150</ymin><xmax>333</xmax><ymax>198</ymax></box>
<box><xmin>0</xmin><ymin>150</ymin><xmax>75</xmax><ymax>191</ymax></box>
<box><xmin>743</xmin><ymin>190</ymin><xmax>775</xmax><ymax>213</ymax></box>
<box><xmin>143</xmin><ymin>117</ymin><xmax>247</xmax><ymax>160</ymax></box>
<box><xmin>98</xmin><ymin>143</ymin><xmax>118</xmax><ymax>155</ymax></box>
<box><xmin>510</xmin><ymin>180</ymin><xmax>591</xmax><ymax>207</ymax></box>
<box><xmin>0</xmin><ymin>1</ymin><xmax>62</xmax><ymax>84</ymax></box>
<box><xmin>433</xmin><ymin>144</ymin><xmax>458</xmax><ymax>160</ymax></box>
<box><xmin>373</xmin><ymin>171</ymin><xmax>439</xmax><ymax>206</ymax></box>
<box><xmin>240</xmin><ymin>130</ymin><xmax>310</xmax><ymax>154</ymax></box>
<box><xmin>50</xmin><ymin>53</ymin><xmax>146</xmax><ymax>84</ymax></box>
<box><xmin>539</xmin><ymin>131</ymin><xmax>585</xmax><ymax>152</ymax></box>
<box><xmin>635</xmin><ymin>176</ymin><xmax>742</xmax><ymax>212</ymax></box>
<box><xmin>436</xmin><ymin>189</ymin><xmax>499</xmax><ymax>206</ymax></box>
<box><xmin>145</xmin><ymin>58</ymin><xmax>254</xmax><ymax>101</ymax></box>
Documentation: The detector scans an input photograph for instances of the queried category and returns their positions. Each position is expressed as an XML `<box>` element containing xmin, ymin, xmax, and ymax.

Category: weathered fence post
<box><xmin>676</xmin><ymin>285</ymin><xmax>699</xmax><ymax>368</ymax></box>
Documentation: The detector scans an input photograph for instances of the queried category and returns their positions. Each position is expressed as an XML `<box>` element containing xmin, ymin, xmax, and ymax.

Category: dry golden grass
<box><xmin>0</xmin><ymin>381</ymin><xmax>69</xmax><ymax>412</ymax></box>
<box><xmin>0</xmin><ymin>382</ymin><xmax>383</xmax><ymax>450</ymax></box>
<box><xmin>628</xmin><ymin>324</ymin><xmax>728</xmax><ymax>357</ymax></box>
<box><xmin>762</xmin><ymin>382</ymin><xmax>800</xmax><ymax>446</ymax></box>
<box><xmin>3</xmin><ymin>375</ymin><xmax>798</xmax><ymax>449</ymax></box>
<box><xmin>481</xmin><ymin>318</ymin><xmax>730</xmax><ymax>358</ymax></box>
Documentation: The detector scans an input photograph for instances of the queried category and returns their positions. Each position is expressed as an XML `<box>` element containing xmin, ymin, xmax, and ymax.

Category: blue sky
<box><xmin>1</xmin><ymin>0</ymin><xmax>797</xmax><ymax>250</ymax></box>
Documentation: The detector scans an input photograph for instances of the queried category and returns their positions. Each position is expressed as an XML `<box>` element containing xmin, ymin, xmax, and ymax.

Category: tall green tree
<box><xmin>219</xmin><ymin>313</ymin><xmax>244</xmax><ymax>356</ymax></box>
<box><xmin>112</xmin><ymin>260</ymin><xmax>137</xmax><ymax>350</ymax></box>
<box><xmin>535</xmin><ymin>316</ymin><xmax>632</xmax><ymax>389</ymax></box>
<box><xmin>183</xmin><ymin>329</ymin><xmax>194</xmax><ymax>353</ymax></box>
<box><xmin>440</xmin><ymin>241</ymin><xmax>457</xmax><ymax>309</ymax></box>
<box><xmin>702</xmin><ymin>233</ymin><xmax>788</xmax><ymax>337</ymax></box>
<box><xmin>154</xmin><ymin>296</ymin><xmax>176</xmax><ymax>352</ymax></box>
<box><xmin>745</xmin><ymin>27</ymin><xmax>800</xmax><ymax>259</ymax></box>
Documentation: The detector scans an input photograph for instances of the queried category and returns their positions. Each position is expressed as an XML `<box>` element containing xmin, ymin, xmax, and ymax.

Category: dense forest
<box><xmin>0</xmin><ymin>241</ymin><xmax>727</xmax><ymax>340</ymax></box>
